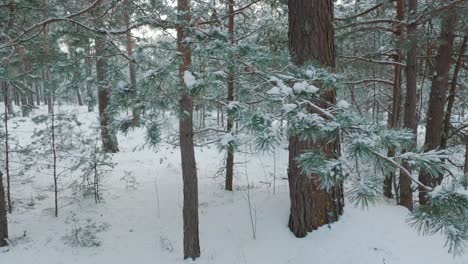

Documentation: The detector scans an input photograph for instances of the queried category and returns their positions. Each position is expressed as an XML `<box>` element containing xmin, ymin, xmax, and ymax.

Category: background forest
<box><xmin>0</xmin><ymin>0</ymin><xmax>468</xmax><ymax>263</ymax></box>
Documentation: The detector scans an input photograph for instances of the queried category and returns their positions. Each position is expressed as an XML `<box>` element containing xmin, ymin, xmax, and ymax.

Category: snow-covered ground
<box><xmin>1</xmin><ymin>105</ymin><xmax>467</xmax><ymax>264</ymax></box>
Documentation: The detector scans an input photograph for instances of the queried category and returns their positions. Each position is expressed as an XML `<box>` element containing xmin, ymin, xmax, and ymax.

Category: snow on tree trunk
<box><xmin>287</xmin><ymin>0</ymin><xmax>344</xmax><ymax>237</ymax></box>
<box><xmin>177</xmin><ymin>0</ymin><xmax>200</xmax><ymax>259</ymax></box>
<box><xmin>95</xmin><ymin>33</ymin><xmax>119</xmax><ymax>153</ymax></box>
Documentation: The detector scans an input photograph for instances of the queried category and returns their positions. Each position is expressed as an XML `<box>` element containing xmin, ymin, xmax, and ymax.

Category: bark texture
<box><xmin>399</xmin><ymin>0</ymin><xmax>418</xmax><ymax>211</ymax></box>
<box><xmin>177</xmin><ymin>0</ymin><xmax>200</xmax><ymax>259</ymax></box>
<box><xmin>418</xmin><ymin>9</ymin><xmax>457</xmax><ymax>205</ymax></box>
<box><xmin>440</xmin><ymin>36</ymin><xmax>467</xmax><ymax>149</ymax></box>
<box><xmin>225</xmin><ymin>0</ymin><xmax>235</xmax><ymax>191</ymax></box>
<box><xmin>287</xmin><ymin>0</ymin><xmax>344</xmax><ymax>238</ymax></box>
<box><xmin>95</xmin><ymin>34</ymin><xmax>119</xmax><ymax>153</ymax></box>
<box><xmin>384</xmin><ymin>0</ymin><xmax>404</xmax><ymax>199</ymax></box>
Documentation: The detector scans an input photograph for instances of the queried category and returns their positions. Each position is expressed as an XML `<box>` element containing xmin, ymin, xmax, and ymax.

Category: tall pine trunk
<box><xmin>440</xmin><ymin>36</ymin><xmax>467</xmax><ymax>149</ymax></box>
<box><xmin>399</xmin><ymin>0</ymin><xmax>418</xmax><ymax>211</ymax></box>
<box><xmin>225</xmin><ymin>0</ymin><xmax>235</xmax><ymax>191</ymax></box>
<box><xmin>418</xmin><ymin>8</ymin><xmax>458</xmax><ymax>204</ymax></box>
<box><xmin>177</xmin><ymin>0</ymin><xmax>200</xmax><ymax>259</ymax></box>
<box><xmin>287</xmin><ymin>0</ymin><xmax>344</xmax><ymax>238</ymax></box>
<box><xmin>384</xmin><ymin>0</ymin><xmax>404</xmax><ymax>199</ymax></box>
<box><xmin>95</xmin><ymin>33</ymin><xmax>119</xmax><ymax>153</ymax></box>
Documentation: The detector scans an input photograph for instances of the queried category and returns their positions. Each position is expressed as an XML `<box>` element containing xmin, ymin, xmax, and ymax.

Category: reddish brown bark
<box><xmin>440</xmin><ymin>36</ymin><xmax>467</xmax><ymax>149</ymax></box>
<box><xmin>384</xmin><ymin>0</ymin><xmax>404</xmax><ymax>199</ymax></box>
<box><xmin>399</xmin><ymin>0</ymin><xmax>418</xmax><ymax>211</ymax></box>
<box><xmin>419</xmin><ymin>8</ymin><xmax>458</xmax><ymax>205</ymax></box>
<box><xmin>177</xmin><ymin>0</ymin><xmax>200</xmax><ymax>259</ymax></box>
<box><xmin>287</xmin><ymin>0</ymin><xmax>344</xmax><ymax>237</ymax></box>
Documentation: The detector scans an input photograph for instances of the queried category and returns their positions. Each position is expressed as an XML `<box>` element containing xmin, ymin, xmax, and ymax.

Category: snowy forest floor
<box><xmin>0</xmin><ymin>105</ymin><xmax>467</xmax><ymax>264</ymax></box>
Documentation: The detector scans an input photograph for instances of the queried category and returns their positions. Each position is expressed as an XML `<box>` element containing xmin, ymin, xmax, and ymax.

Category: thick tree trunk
<box><xmin>384</xmin><ymin>0</ymin><xmax>404</xmax><ymax>199</ymax></box>
<box><xmin>225</xmin><ymin>0</ymin><xmax>235</xmax><ymax>191</ymax></box>
<box><xmin>287</xmin><ymin>0</ymin><xmax>344</xmax><ymax>237</ymax></box>
<box><xmin>95</xmin><ymin>33</ymin><xmax>119</xmax><ymax>153</ymax></box>
<box><xmin>418</xmin><ymin>9</ymin><xmax>458</xmax><ymax>205</ymax></box>
<box><xmin>123</xmin><ymin>0</ymin><xmax>140</xmax><ymax>125</ymax></box>
<box><xmin>399</xmin><ymin>0</ymin><xmax>418</xmax><ymax>211</ymax></box>
<box><xmin>440</xmin><ymin>36</ymin><xmax>467</xmax><ymax>149</ymax></box>
<box><xmin>0</xmin><ymin>171</ymin><xmax>8</xmax><ymax>247</ymax></box>
<box><xmin>177</xmin><ymin>0</ymin><xmax>200</xmax><ymax>259</ymax></box>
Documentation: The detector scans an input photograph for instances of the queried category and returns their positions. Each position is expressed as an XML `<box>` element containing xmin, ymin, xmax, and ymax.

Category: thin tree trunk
<box><xmin>384</xmin><ymin>0</ymin><xmax>404</xmax><ymax>199</ymax></box>
<box><xmin>225</xmin><ymin>0</ymin><xmax>235</xmax><ymax>191</ymax></box>
<box><xmin>85</xmin><ymin>41</ymin><xmax>95</xmax><ymax>112</ymax></box>
<box><xmin>0</xmin><ymin>170</ymin><xmax>8</xmax><ymax>247</ymax></box>
<box><xmin>287</xmin><ymin>0</ymin><xmax>344</xmax><ymax>238</ymax></box>
<box><xmin>35</xmin><ymin>80</ymin><xmax>41</xmax><ymax>105</ymax></box>
<box><xmin>463</xmin><ymin>135</ymin><xmax>468</xmax><ymax>190</ymax></box>
<box><xmin>123</xmin><ymin>0</ymin><xmax>140</xmax><ymax>125</ymax></box>
<box><xmin>399</xmin><ymin>0</ymin><xmax>418</xmax><ymax>211</ymax></box>
<box><xmin>177</xmin><ymin>0</ymin><xmax>200</xmax><ymax>259</ymax></box>
<box><xmin>440</xmin><ymin>36</ymin><xmax>467</xmax><ymax>149</ymax></box>
<box><xmin>42</xmin><ymin>3</ymin><xmax>53</xmax><ymax>114</ymax></box>
<box><xmin>51</xmin><ymin>92</ymin><xmax>58</xmax><ymax>217</ymax></box>
<box><xmin>3</xmin><ymin>82</ymin><xmax>11</xmax><ymax>214</ymax></box>
<box><xmin>418</xmin><ymin>8</ymin><xmax>458</xmax><ymax>205</ymax></box>
<box><xmin>95</xmin><ymin>33</ymin><xmax>119</xmax><ymax>153</ymax></box>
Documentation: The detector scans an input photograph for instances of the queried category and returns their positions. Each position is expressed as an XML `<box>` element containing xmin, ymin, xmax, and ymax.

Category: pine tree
<box><xmin>287</xmin><ymin>0</ymin><xmax>344</xmax><ymax>237</ymax></box>
<box><xmin>177</xmin><ymin>0</ymin><xmax>200</xmax><ymax>259</ymax></box>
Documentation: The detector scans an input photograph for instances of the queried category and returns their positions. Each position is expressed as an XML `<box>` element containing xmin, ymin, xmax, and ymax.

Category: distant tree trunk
<box><xmin>225</xmin><ymin>0</ymin><xmax>235</xmax><ymax>191</ymax></box>
<box><xmin>0</xmin><ymin>171</ymin><xmax>8</xmax><ymax>247</ymax></box>
<box><xmin>287</xmin><ymin>0</ymin><xmax>344</xmax><ymax>238</ymax></box>
<box><xmin>42</xmin><ymin>4</ymin><xmax>53</xmax><ymax>113</ymax></box>
<box><xmin>85</xmin><ymin>41</ymin><xmax>95</xmax><ymax>112</ymax></box>
<box><xmin>95</xmin><ymin>34</ymin><xmax>119</xmax><ymax>153</ymax></box>
<box><xmin>440</xmin><ymin>36</ymin><xmax>467</xmax><ymax>149</ymax></box>
<box><xmin>418</xmin><ymin>8</ymin><xmax>458</xmax><ymax>205</ymax></box>
<box><xmin>384</xmin><ymin>0</ymin><xmax>404</xmax><ymax>199</ymax></box>
<box><xmin>399</xmin><ymin>0</ymin><xmax>418</xmax><ymax>211</ymax></box>
<box><xmin>77</xmin><ymin>87</ymin><xmax>84</xmax><ymax>106</ymax></box>
<box><xmin>463</xmin><ymin>135</ymin><xmax>468</xmax><ymax>190</ymax></box>
<box><xmin>35</xmin><ymin>80</ymin><xmax>41</xmax><ymax>105</ymax></box>
<box><xmin>2</xmin><ymin>82</ymin><xmax>11</xmax><ymax>214</ymax></box>
<box><xmin>20</xmin><ymin>89</ymin><xmax>29</xmax><ymax>117</ymax></box>
<box><xmin>123</xmin><ymin>0</ymin><xmax>140</xmax><ymax>125</ymax></box>
<box><xmin>177</xmin><ymin>0</ymin><xmax>200</xmax><ymax>259</ymax></box>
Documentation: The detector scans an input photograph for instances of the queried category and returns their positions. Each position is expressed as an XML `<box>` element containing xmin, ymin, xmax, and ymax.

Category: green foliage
<box><xmin>410</xmin><ymin>184</ymin><xmax>468</xmax><ymax>255</ymax></box>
